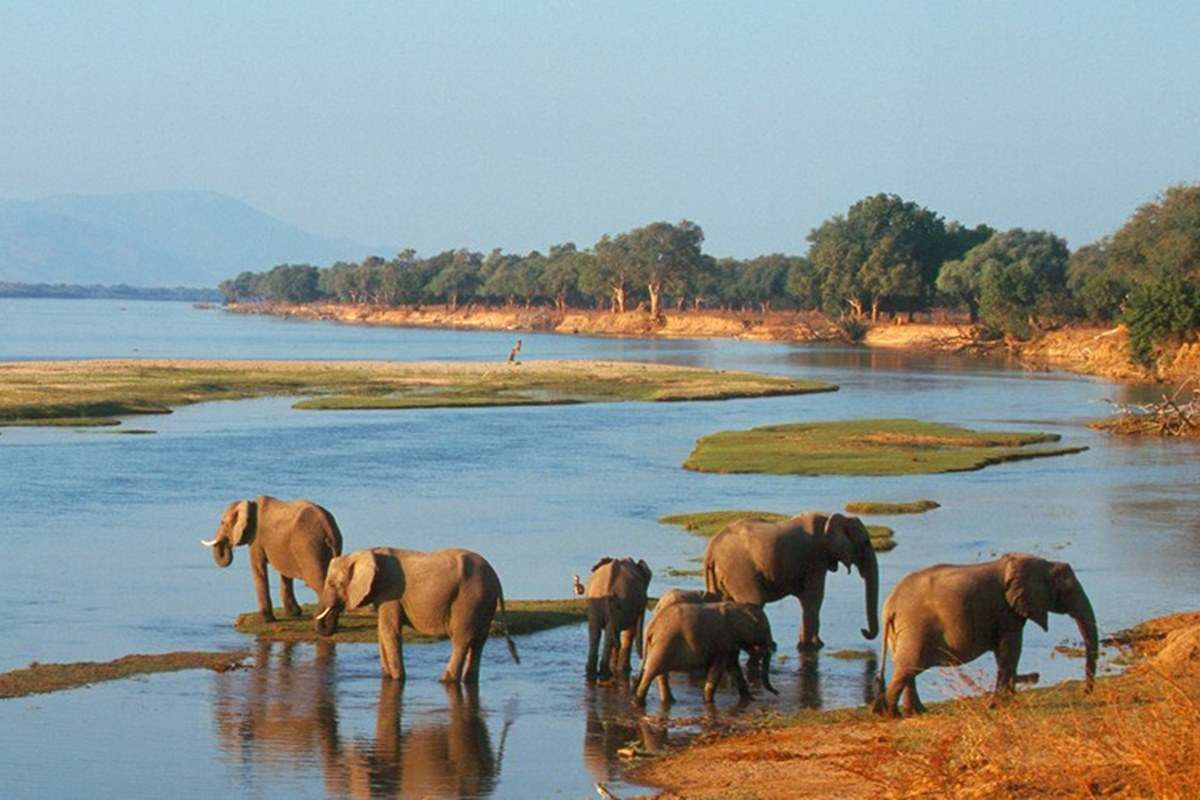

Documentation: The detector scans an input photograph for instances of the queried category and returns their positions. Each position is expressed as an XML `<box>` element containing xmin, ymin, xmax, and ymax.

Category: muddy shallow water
<box><xmin>1</xmin><ymin>299</ymin><xmax>1198</xmax><ymax>798</ymax></box>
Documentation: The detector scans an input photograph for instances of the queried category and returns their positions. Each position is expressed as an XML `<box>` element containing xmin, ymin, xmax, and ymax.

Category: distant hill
<box><xmin>0</xmin><ymin>191</ymin><xmax>383</xmax><ymax>288</ymax></box>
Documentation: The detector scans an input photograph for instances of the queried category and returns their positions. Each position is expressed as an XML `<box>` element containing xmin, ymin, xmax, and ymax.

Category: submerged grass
<box><xmin>0</xmin><ymin>651</ymin><xmax>249</xmax><ymax>699</ymax></box>
<box><xmin>233</xmin><ymin>599</ymin><xmax>589</xmax><ymax>644</ymax></box>
<box><xmin>844</xmin><ymin>499</ymin><xmax>940</xmax><ymax>515</ymax></box>
<box><xmin>658</xmin><ymin>511</ymin><xmax>896</xmax><ymax>552</ymax></box>
<box><xmin>683</xmin><ymin>418</ymin><xmax>1088</xmax><ymax>476</ymax></box>
<box><xmin>0</xmin><ymin>359</ymin><xmax>835</xmax><ymax>427</ymax></box>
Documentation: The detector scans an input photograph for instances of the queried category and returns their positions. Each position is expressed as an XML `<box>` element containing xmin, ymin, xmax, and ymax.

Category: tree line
<box><xmin>222</xmin><ymin>184</ymin><xmax>1200</xmax><ymax>365</ymax></box>
<box><xmin>2</xmin><ymin>282</ymin><xmax>220</xmax><ymax>301</ymax></box>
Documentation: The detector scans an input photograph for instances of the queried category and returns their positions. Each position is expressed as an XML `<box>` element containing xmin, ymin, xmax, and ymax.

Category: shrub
<box><xmin>1124</xmin><ymin>274</ymin><xmax>1200</xmax><ymax>366</ymax></box>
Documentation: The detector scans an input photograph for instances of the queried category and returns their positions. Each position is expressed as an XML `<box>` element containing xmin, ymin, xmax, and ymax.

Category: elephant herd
<box><xmin>203</xmin><ymin>496</ymin><xmax>1098</xmax><ymax>717</ymax></box>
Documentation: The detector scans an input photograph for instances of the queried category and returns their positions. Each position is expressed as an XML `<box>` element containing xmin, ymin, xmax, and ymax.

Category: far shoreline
<box><xmin>225</xmin><ymin>301</ymin><xmax>1200</xmax><ymax>385</ymax></box>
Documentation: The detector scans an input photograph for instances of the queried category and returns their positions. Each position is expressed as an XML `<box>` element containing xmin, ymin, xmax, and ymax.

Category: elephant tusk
<box><xmin>199</xmin><ymin>538</ymin><xmax>219</xmax><ymax>547</ymax></box>
<box><xmin>314</xmin><ymin>606</ymin><xmax>333</xmax><ymax>621</ymax></box>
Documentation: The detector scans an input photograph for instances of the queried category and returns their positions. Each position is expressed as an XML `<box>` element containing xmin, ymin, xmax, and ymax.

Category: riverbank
<box><xmin>225</xmin><ymin>303</ymin><xmax>1200</xmax><ymax>384</ymax></box>
<box><xmin>630</xmin><ymin>611</ymin><xmax>1200</xmax><ymax>799</ymax></box>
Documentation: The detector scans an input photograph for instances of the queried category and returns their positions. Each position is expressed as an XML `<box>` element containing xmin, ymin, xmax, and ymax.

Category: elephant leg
<box><xmin>703</xmin><ymin>661</ymin><xmax>726</xmax><ymax>704</ymax></box>
<box><xmin>993</xmin><ymin>631</ymin><xmax>1024</xmax><ymax>701</ymax></box>
<box><xmin>728</xmin><ymin>655</ymin><xmax>752</xmax><ymax>701</ymax></box>
<box><xmin>377</xmin><ymin>602</ymin><xmax>405</xmax><ymax>682</ymax></box>
<box><xmin>884</xmin><ymin>668</ymin><xmax>918</xmax><ymax>718</ymax></box>
<box><xmin>462</xmin><ymin>630</ymin><xmax>489</xmax><ymax>685</ymax></box>
<box><xmin>798</xmin><ymin>582</ymin><xmax>825</xmax><ymax>651</ymax></box>
<box><xmin>280</xmin><ymin>576</ymin><xmax>303</xmax><ymax>618</ymax></box>
<box><xmin>585</xmin><ymin>612</ymin><xmax>604</xmax><ymax>681</ymax></box>
<box><xmin>633</xmin><ymin>657</ymin><xmax>662</xmax><ymax>707</ymax></box>
<box><xmin>441</xmin><ymin>636</ymin><xmax>470</xmax><ymax>684</ymax></box>
<box><xmin>597</xmin><ymin>625</ymin><xmax>616</xmax><ymax>681</ymax></box>
<box><xmin>656</xmin><ymin>674</ymin><xmax>674</xmax><ymax>705</ymax></box>
<box><xmin>617</xmin><ymin>628</ymin><xmax>635</xmax><ymax>677</ymax></box>
<box><xmin>252</xmin><ymin>552</ymin><xmax>275</xmax><ymax>622</ymax></box>
<box><xmin>902</xmin><ymin>679</ymin><xmax>927</xmax><ymax>715</ymax></box>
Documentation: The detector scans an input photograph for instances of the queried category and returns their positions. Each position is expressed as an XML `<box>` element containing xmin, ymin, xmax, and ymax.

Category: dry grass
<box><xmin>0</xmin><ymin>359</ymin><xmax>834</xmax><ymax>426</ymax></box>
<box><xmin>844</xmin><ymin>499</ymin><xmax>941</xmax><ymax>515</ymax></box>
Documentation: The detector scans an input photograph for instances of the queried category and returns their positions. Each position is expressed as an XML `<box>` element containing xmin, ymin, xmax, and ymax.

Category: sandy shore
<box><xmin>630</xmin><ymin>611</ymin><xmax>1200</xmax><ymax>799</ymax></box>
<box><xmin>227</xmin><ymin>303</ymin><xmax>1199</xmax><ymax>384</ymax></box>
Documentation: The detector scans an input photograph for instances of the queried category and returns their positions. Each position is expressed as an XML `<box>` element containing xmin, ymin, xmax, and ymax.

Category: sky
<box><xmin>1</xmin><ymin>1</ymin><xmax>1198</xmax><ymax>257</ymax></box>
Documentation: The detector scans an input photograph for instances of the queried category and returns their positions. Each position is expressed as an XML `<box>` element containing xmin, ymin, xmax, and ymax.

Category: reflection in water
<box><xmin>795</xmin><ymin>652</ymin><xmax>822</xmax><ymax>709</ymax></box>
<box><xmin>582</xmin><ymin>686</ymin><xmax>668</xmax><ymax>782</ymax></box>
<box><xmin>213</xmin><ymin>643</ymin><xmax>508</xmax><ymax>799</ymax></box>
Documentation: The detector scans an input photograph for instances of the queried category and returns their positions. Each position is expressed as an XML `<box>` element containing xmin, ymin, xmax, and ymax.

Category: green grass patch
<box><xmin>683</xmin><ymin>418</ymin><xmax>1087</xmax><ymax>476</ymax></box>
<box><xmin>0</xmin><ymin>651</ymin><xmax>248</xmax><ymax>699</ymax></box>
<box><xmin>662</xmin><ymin>566</ymin><xmax>705</xmax><ymax>578</ymax></box>
<box><xmin>659</xmin><ymin>511</ymin><xmax>897</xmax><ymax>552</ymax></box>
<box><xmin>233</xmin><ymin>599</ymin><xmax>590</xmax><ymax>644</ymax></box>
<box><xmin>0</xmin><ymin>359</ymin><xmax>835</xmax><ymax>427</ymax></box>
<box><xmin>844</xmin><ymin>499</ymin><xmax>940</xmax><ymax>515</ymax></box>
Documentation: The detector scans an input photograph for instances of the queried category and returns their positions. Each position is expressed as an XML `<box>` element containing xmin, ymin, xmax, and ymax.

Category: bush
<box><xmin>1124</xmin><ymin>274</ymin><xmax>1200</xmax><ymax>366</ymax></box>
<box><xmin>837</xmin><ymin>317</ymin><xmax>868</xmax><ymax>343</ymax></box>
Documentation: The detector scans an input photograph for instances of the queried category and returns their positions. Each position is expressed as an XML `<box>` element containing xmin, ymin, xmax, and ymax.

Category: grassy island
<box><xmin>844</xmin><ymin>499</ymin><xmax>940</xmax><ymax>515</ymax></box>
<box><xmin>683</xmin><ymin>418</ymin><xmax>1087</xmax><ymax>476</ymax></box>
<box><xmin>233</xmin><ymin>599</ymin><xmax>590</xmax><ymax>644</ymax></box>
<box><xmin>0</xmin><ymin>359</ymin><xmax>835</xmax><ymax>427</ymax></box>
<box><xmin>659</xmin><ymin>510</ymin><xmax>896</xmax><ymax>552</ymax></box>
<box><xmin>0</xmin><ymin>651</ymin><xmax>249</xmax><ymax>699</ymax></box>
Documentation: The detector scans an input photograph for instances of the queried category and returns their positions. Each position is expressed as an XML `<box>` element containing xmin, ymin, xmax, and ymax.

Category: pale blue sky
<box><xmin>2</xmin><ymin>2</ymin><xmax>1198</xmax><ymax>256</ymax></box>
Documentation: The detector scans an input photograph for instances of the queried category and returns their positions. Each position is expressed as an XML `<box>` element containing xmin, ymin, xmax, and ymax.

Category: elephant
<box><xmin>314</xmin><ymin>547</ymin><xmax>520</xmax><ymax>683</ymax></box>
<box><xmin>634</xmin><ymin>600</ymin><xmax>778</xmax><ymax>707</ymax></box>
<box><xmin>582</xmin><ymin>557</ymin><xmax>652</xmax><ymax>682</ymax></box>
<box><xmin>201</xmin><ymin>496</ymin><xmax>343</xmax><ymax>622</ymax></box>
<box><xmin>651</xmin><ymin>588</ymin><xmax>723</xmax><ymax>616</ymax></box>
<box><xmin>703</xmin><ymin>512</ymin><xmax>880</xmax><ymax>651</ymax></box>
<box><xmin>874</xmin><ymin>553</ymin><xmax>1098</xmax><ymax>716</ymax></box>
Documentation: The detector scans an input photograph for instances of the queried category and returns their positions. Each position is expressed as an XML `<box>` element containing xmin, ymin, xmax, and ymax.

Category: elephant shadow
<box><xmin>213</xmin><ymin>639</ymin><xmax>341</xmax><ymax>771</ymax></box>
<box><xmin>212</xmin><ymin>641</ymin><xmax>509</xmax><ymax>799</ymax></box>
<box><xmin>331</xmin><ymin>680</ymin><xmax>510</xmax><ymax>800</ymax></box>
<box><xmin>582</xmin><ymin>689</ymin><xmax>668</xmax><ymax>782</ymax></box>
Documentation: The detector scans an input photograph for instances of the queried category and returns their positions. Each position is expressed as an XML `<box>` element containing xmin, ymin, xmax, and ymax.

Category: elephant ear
<box><xmin>231</xmin><ymin>500</ymin><xmax>258</xmax><ymax>547</ymax></box>
<box><xmin>346</xmin><ymin>551</ymin><xmax>380</xmax><ymax>610</ymax></box>
<box><xmin>590</xmin><ymin>557</ymin><xmax>613</xmax><ymax>574</ymax></box>
<box><xmin>824</xmin><ymin>513</ymin><xmax>859</xmax><ymax>569</ymax></box>
<box><xmin>635</xmin><ymin>559</ymin><xmax>653</xmax><ymax>588</ymax></box>
<box><xmin>1003</xmin><ymin>554</ymin><xmax>1051</xmax><ymax>631</ymax></box>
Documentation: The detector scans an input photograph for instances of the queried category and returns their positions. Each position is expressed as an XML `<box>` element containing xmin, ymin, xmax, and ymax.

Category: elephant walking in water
<box><xmin>874</xmin><ymin>553</ymin><xmax>1097</xmax><ymax>716</ymax></box>
<box><xmin>581</xmin><ymin>557</ymin><xmax>652</xmax><ymax>682</ymax></box>
<box><xmin>201</xmin><ymin>496</ymin><xmax>343</xmax><ymax>622</ymax></box>
<box><xmin>314</xmin><ymin>547</ymin><xmax>520</xmax><ymax>683</ymax></box>
<box><xmin>704</xmin><ymin>512</ymin><xmax>879</xmax><ymax>652</ymax></box>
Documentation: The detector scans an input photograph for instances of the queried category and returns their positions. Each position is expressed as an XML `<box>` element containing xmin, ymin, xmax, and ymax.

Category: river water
<box><xmin>1</xmin><ymin>299</ymin><xmax>1197</xmax><ymax>798</ymax></box>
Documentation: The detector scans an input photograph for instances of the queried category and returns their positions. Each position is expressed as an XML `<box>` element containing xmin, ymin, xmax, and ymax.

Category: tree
<box><xmin>1066</xmin><ymin>241</ymin><xmax>1128</xmax><ymax>322</ymax></box>
<box><xmin>219</xmin><ymin>271</ymin><xmax>263</xmax><ymax>303</ymax></box>
<box><xmin>540</xmin><ymin>244</ymin><xmax>590</xmax><ymax>312</ymax></box>
<box><xmin>1124</xmin><ymin>272</ymin><xmax>1200</xmax><ymax>365</ymax></box>
<box><xmin>784</xmin><ymin>257</ymin><xmax>820</xmax><ymax>310</ymax></box>
<box><xmin>261</xmin><ymin>264</ymin><xmax>320</xmax><ymax>303</ymax></box>
<box><xmin>808</xmin><ymin>194</ymin><xmax>948</xmax><ymax>320</ymax></box>
<box><xmin>625</xmin><ymin>220</ymin><xmax>705</xmax><ymax>318</ymax></box>
<box><xmin>426</xmin><ymin>250</ymin><xmax>482</xmax><ymax>311</ymax></box>
<box><xmin>939</xmin><ymin>229</ymin><xmax>1070</xmax><ymax>336</ymax></box>
<box><xmin>1108</xmin><ymin>184</ymin><xmax>1200</xmax><ymax>285</ymax></box>
<box><xmin>586</xmin><ymin>234</ymin><xmax>635</xmax><ymax>313</ymax></box>
<box><xmin>738</xmin><ymin>254</ymin><xmax>790</xmax><ymax>312</ymax></box>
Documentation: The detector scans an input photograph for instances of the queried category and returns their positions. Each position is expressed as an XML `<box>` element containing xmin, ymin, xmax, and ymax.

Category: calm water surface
<box><xmin>1</xmin><ymin>299</ymin><xmax>1197</xmax><ymax>798</ymax></box>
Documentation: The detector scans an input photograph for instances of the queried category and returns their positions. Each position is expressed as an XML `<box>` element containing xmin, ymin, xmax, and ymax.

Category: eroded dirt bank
<box><xmin>226</xmin><ymin>303</ymin><xmax>1198</xmax><ymax>384</ymax></box>
<box><xmin>630</xmin><ymin>611</ymin><xmax>1200</xmax><ymax>799</ymax></box>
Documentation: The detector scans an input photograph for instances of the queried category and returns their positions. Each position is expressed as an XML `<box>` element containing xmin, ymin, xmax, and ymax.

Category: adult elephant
<box><xmin>703</xmin><ymin>512</ymin><xmax>879</xmax><ymax>651</ymax></box>
<box><xmin>580</xmin><ymin>557</ymin><xmax>652</xmax><ymax>682</ymax></box>
<box><xmin>314</xmin><ymin>547</ymin><xmax>520</xmax><ymax>683</ymax></box>
<box><xmin>874</xmin><ymin>553</ymin><xmax>1097</xmax><ymax>716</ymax></box>
<box><xmin>201</xmin><ymin>496</ymin><xmax>343</xmax><ymax>622</ymax></box>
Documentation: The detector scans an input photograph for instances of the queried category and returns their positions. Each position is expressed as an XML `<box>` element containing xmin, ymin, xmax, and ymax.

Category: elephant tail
<box><xmin>497</xmin><ymin>590</ymin><xmax>521</xmax><ymax>665</ymax></box>
<box><xmin>872</xmin><ymin>611</ymin><xmax>894</xmax><ymax>713</ymax></box>
<box><xmin>635</xmin><ymin>607</ymin><xmax>645</xmax><ymax>661</ymax></box>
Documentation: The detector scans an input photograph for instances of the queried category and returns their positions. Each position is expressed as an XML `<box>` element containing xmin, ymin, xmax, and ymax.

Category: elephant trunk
<box><xmin>211</xmin><ymin>540</ymin><xmax>233</xmax><ymax>568</ymax></box>
<box><xmin>315</xmin><ymin>603</ymin><xmax>341</xmax><ymax>637</ymax></box>
<box><xmin>1068</xmin><ymin>588</ymin><xmax>1098</xmax><ymax>692</ymax></box>
<box><xmin>858</xmin><ymin>547</ymin><xmax>880</xmax><ymax>640</ymax></box>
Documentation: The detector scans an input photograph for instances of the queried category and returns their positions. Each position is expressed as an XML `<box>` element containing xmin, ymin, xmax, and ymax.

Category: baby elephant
<box><xmin>635</xmin><ymin>601</ymin><xmax>778</xmax><ymax>707</ymax></box>
<box><xmin>314</xmin><ymin>547</ymin><xmax>520</xmax><ymax>683</ymax></box>
<box><xmin>875</xmin><ymin>553</ymin><xmax>1097</xmax><ymax>717</ymax></box>
<box><xmin>582</xmin><ymin>557</ymin><xmax>652</xmax><ymax>682</ymax></box>
<box><xmin>201</xmin><ymin>496</ymin><xmax>343</xmax><ymax>622</ymax></box>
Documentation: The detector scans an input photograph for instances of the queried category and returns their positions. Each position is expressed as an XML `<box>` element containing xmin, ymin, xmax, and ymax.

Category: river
<box><xmin>1</xmin><ymin>298</ymin><xmax>1197</xmax><ymax>798</ymax></box>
